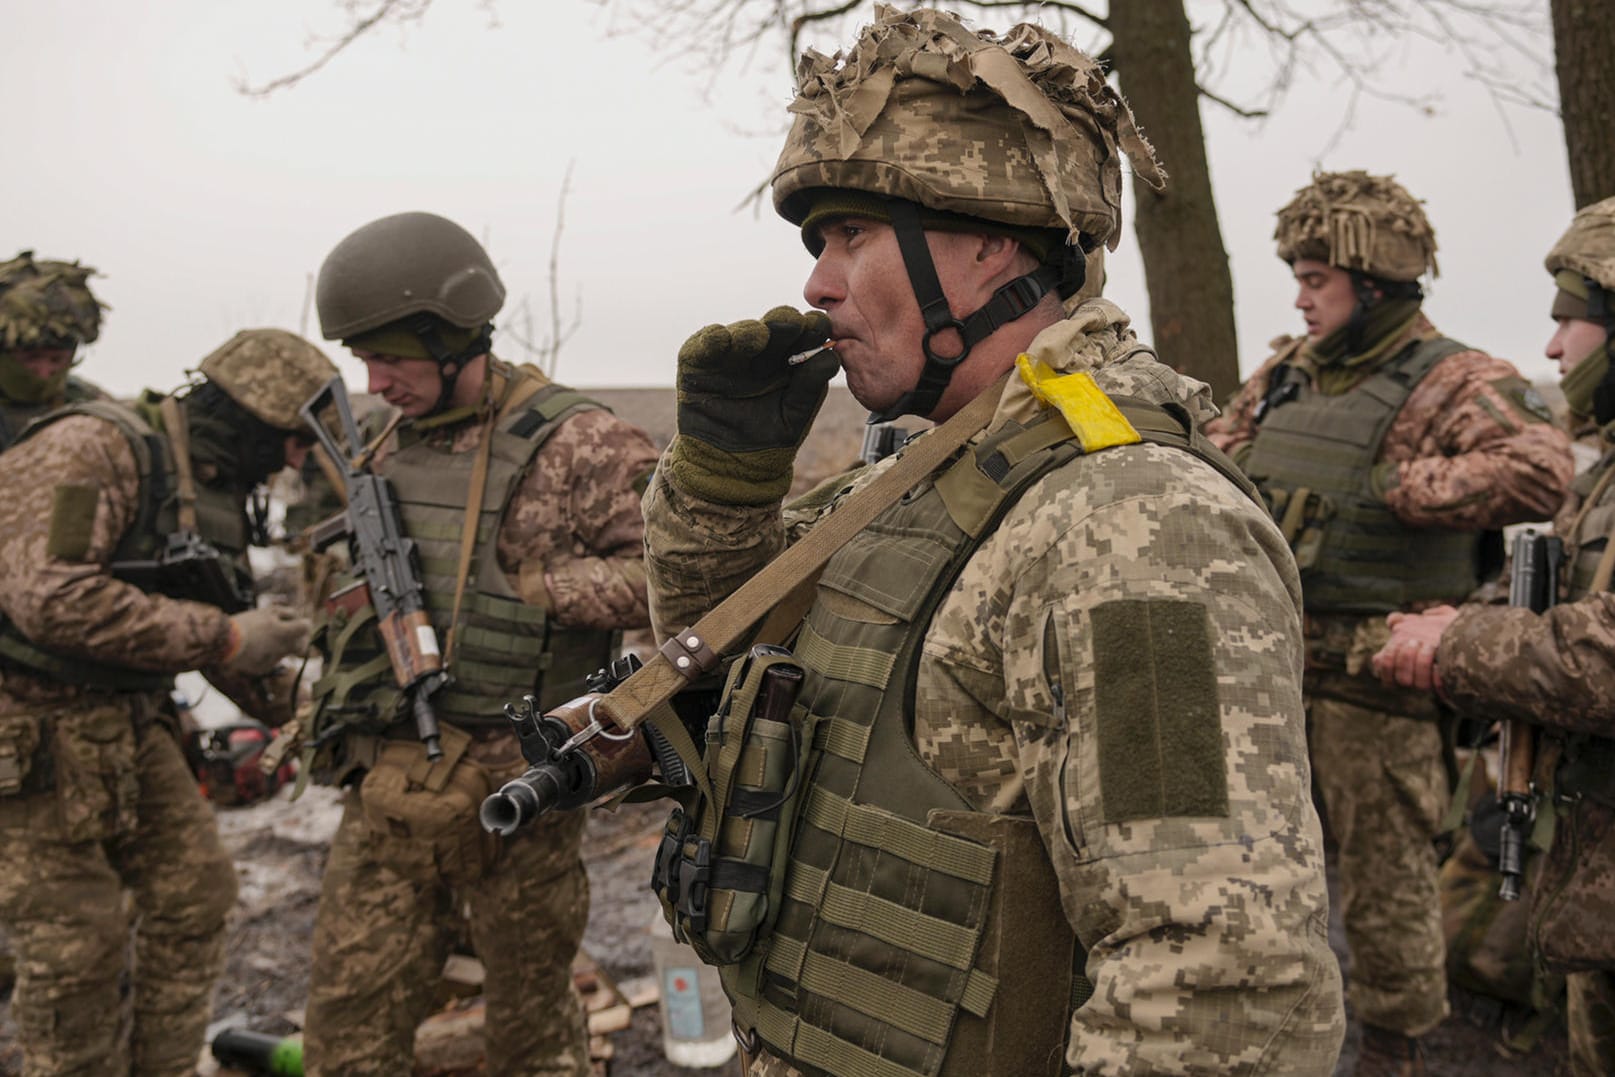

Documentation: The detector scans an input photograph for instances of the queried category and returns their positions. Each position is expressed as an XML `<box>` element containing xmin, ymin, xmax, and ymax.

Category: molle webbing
<box><xmin>1241</xmin><ymin>337</ymin><xmax>1481</xmax><ymax>613</ymax></box>
<box><xmin>0</xmin><ymin>400</ymin><xmax>249</xmax><ymax>692</ymax></box>
<box><xmin>314</xmin><ymin>377</ymin><xmax>615</xmax><ymax>733</ymax></box>
<box><xmin>729</xmin><ymin>401</ymin><xmax>1225</xmax><ymax>1077</ymax></box>
<box><xmin>1566</xmin><ymin>462</ymin><xmax>1615</xmax><ymax>599</ymax></box>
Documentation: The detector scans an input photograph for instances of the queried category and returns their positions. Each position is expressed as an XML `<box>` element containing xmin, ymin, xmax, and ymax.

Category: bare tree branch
<box><xmin>238</xmin><ymin>0</ymin><xmax>427</xmax><ymax>96</ymax></box>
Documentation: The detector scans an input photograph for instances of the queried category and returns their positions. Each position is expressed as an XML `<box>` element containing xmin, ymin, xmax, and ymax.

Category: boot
<box><xmin>1355</xmin><ymin>1023</ymin><xmax>1426</xmax><ymax>1077</ymax></box>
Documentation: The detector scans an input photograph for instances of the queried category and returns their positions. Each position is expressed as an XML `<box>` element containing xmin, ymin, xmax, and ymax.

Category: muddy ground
<box><xmin>0</xmin><ymin>783</ymin><xmax>1570</xmax><ymax>1076</ymax></box>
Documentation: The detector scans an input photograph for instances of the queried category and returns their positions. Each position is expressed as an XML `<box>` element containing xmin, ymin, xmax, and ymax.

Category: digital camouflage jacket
<box><xmin>645</xmin><ymin>299</ymin><xmax>1345</xmax><ymax>1074</ymax></box>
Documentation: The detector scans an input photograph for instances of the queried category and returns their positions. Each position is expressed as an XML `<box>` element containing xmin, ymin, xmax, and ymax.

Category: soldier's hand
<box><xmin>1371</xmin><ymin>607</ymin><xmax>1457</xmax><ymax>694</ymax></box>
<box><xmin>222</xmin><ymin>605</ymin><xmax>313</xmax><ymax>677</ymax></box>
<box><xmin>667</xmin><ymin>307</ymin><xmax>839</xmax><ymax>505</ymax></box>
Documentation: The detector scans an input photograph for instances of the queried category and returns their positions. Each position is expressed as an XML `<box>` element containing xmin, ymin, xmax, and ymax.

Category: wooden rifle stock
<box><xmin>1497</xmin><ymin>530</ymin><xmax>1562</xmax><ymax>900</ymax></box>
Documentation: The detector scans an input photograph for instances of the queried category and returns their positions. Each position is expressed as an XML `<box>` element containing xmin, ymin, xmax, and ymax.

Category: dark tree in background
<box><xmin>1550</xmin><ymin>0</ymin><xmax>1615</xmax><ymax>207</ymax></box>
<box><xmin>248</xmin><ymin>0</ymin><xmax>1553</xmax><ymax>399</ymax></box>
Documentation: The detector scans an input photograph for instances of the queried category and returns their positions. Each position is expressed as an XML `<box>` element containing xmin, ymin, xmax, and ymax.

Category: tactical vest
<box><xmin>716</xmin><ymin>400</ymin><xmax>1258</xmax><ymax>1077</ymax></box>
<box><xmin>0</xmin><ymin>399</ymin><xmax>251</xmax><ymax>692</ymax></box>
<box><xmin>0</xmin><ymin>375</ymin><xmax>103</xmax><ymax>449</ymax></box>
<box><xmin>1546</xmin><ymin>456</ymin><xmax>1615</xmax><ymax>805</ymax></box>
<box><xmin>1242</xmin><ymin>337</ymin><xmax>1482</xmax><ymax>614</ymax></box>
<box><xmin>312</xmin><ymin>372</ymin><xmax>619</xmax><ymax>748</ymax></box>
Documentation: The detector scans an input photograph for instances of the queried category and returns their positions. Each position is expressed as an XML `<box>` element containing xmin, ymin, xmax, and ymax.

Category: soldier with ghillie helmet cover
<box><xmin>1208</xmin><ymin>172</ymin><xmax>1575</xmax><ymax>1074</ymax></box>
<box><xmin>0</xmin><ymin>250</ymin><xmax>110</xmax><ymax>447</ymax></box>
<box><xmin>0</xmin><ymin>328</ymin><xmax>334</xmax><ymax>1076</ymax></box>
<box><xmin>1376</xmin><ymin>196</ymin><xmax>1615</xmax><ymax>1077</ymax></box>
<box><xmin>297</xmin><ymin>211</ymin><xmax>659</xmax><ymax>1075</ymax></box>
<box><xmin>643</xmin><ymin>7</ymin><xmax>1345</xmax><ymax>1073</ymax></box>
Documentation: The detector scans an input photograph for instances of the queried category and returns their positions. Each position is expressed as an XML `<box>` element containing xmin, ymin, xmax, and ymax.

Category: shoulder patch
<box><xmin>47</xmin><ymin>484</ymin><xmax>99</xmax><ymax>561</ymax></box>
<box><xmin>1491</xmin><ymin>376</ymin><xmax>1554</xmax><ymax>424</ymax></box>
<box><xmin>1091</xmin><ymin>598</ymin><xmax>1228</xmax><ymax>823</ymax></box>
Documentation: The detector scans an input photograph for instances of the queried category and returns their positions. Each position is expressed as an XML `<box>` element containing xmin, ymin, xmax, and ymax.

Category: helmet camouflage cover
<box><xmin>1274</xmin><ymin>170</ymin><xmax>1438</xmax><ymax>283</ymax></box>
<box><xmin>197</xmin><ymin>328</ymin><xmax>338</xmax><ymax>431</ymax></box>
<box><xmin>1546</xmin><ymin>196</ymin><xmax>1615</xmax><ymax>295</ymax></box>
<box><xmin>0</xmin><ymin>251</ymin><xmax>105</xmax><ymax>351</ymax></box>
<box><xmin>771</xmin><ymin>5</ymin><xmax>1164</xmax><ymax>252</ymax></box>
<box><xmin>315</xmin><ymin>211</ymin><xmax>505</xmax><ymax>342</ymax></box>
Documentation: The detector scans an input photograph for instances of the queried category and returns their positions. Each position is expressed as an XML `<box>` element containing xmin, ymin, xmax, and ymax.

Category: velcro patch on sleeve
<box><xmin>1490</xmin><ymin>376</ymin><xmax>1554</xmax><ymax>424</ymax></box>
<box><xmin>46</xmin><ymin>484</ymin><xmax>100</xmax><ymax>561</ymax></box>
<box><xmin>1092</xmin><ymin>598</ymin><xmax>1228</xmax><ymax>822</ymax></box>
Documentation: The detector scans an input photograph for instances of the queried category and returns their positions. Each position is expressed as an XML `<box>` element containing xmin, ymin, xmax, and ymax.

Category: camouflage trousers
<box><xmin>302</xmin><ymin>779</ymin><xmax>592</xmax><ymax>1077</ymax></box>
<box><xmin>1309</xmin><ymin>691</ymin><xmax>1450</xmax><ymax>1037</ymax></box>
<box><xmin>0</xmin><ymin>711</ymin><xmax>236</xmax><ymax>1077</ymax></box>
<box><xmin>1568</xmin><ymin>970</ymin><xmax>1615</xmax><ymax>1077</ymax></box>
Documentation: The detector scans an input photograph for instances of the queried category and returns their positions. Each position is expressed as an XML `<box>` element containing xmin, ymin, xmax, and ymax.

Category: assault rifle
<box><xmin>300</xmin><ymin>378</ymin><xmax>447</xmax><ymax>761</ymax></box>
<box><xmin>1497</xmin><ymin>529</ymin><xmax>1562</xmax><ymax>900</ymax></box>
<box><xmin>110</xmin><ymin>529</ymin><xmax>255</xmax><ymax>614</ymax></box>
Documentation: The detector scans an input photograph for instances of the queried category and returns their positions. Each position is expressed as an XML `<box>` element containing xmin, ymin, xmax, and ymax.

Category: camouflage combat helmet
<box><xmin>1546</xmin><ymin>197</ymin><xmax>1615</xmax><ymax>424</ymax></box>
<box><xmin>316</xmin><ymin>212</ymin><xmax>503</xmax><ymax>416</ymax></box>
<box><xmin>1546</xmin><ymin>196</ymin><xmax>1615</xmax><ymax>298</ymax></box>
<box><xmin>0</xmin><ymin>251</ymin><xmax>105</xmax><ymax>351</ymax></box>
<box><xmin>1274</xmin><ymin>170</ymin><xmax>1438</xmax><ymax>283</ymax></box>
<box><xmin>771</xmin><ymin>5</ymin><xmax>1162</xmax><ymax>420</ymax></box>
<box><xmin>197</xmin><ymin>328</ymin><xmax>338</xmax><ymax>431</ymax></box>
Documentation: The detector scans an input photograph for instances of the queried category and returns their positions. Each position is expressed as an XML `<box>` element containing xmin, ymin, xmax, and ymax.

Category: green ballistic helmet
<box><xmin>0</xmin><ymin>250</ymin><xmax>105</xmax><ymax>351</ymax></box>
<box><xmin>1546</xmin><ymin>196</ymin><xmax>1615</xmax><ymax>296</ymax></box>
<box><xmin>315</xmin><ymin>212</ymin><xmax>506</xmax><ymax>342</ymax></box>
<box><xmin>1274</xmin><ymin>170</ymin><xmax>1439</xmax><ymax>283</ymax></box>
<box><xmin>771</xmin><ymin>6</ymin><xmax>1163</xmax><ymax>254</ymax></box>
<box><xmin>197</xmin><ymin>329</ymin><xmax>339</xmax><ymax>431</ymax></box>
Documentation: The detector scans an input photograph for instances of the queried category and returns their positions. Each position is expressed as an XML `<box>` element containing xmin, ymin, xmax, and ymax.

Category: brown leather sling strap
<box><xmin>595</xmin><ymin>370</ymin><xmax>1011</xmax><ymax>733</ymax></box>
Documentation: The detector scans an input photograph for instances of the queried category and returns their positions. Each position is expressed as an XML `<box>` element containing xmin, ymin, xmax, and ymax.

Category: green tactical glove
<box><xmin>667</xmin><ymin>306</ymin><xmax>838</xmax><ymax>505</ymax></box>
<box><xmin>222</xmin><ymin>606</ymin><xmax>313</xmax><ymax>677</ymax></box>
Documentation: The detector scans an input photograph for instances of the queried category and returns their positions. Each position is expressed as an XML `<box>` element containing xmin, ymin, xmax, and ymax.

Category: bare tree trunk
<box><xmin>1551</xmin><ymin>0</ymin><xmax>1615</xmax><ymax>207</ymax></box>
<box><xmin>1108</xmin><ymin>0</ymin><xmax>1240</xmax><ymax>400</ymax></box>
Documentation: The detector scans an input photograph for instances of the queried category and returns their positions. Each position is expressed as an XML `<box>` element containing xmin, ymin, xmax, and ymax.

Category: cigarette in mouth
<box><xmin>788</xmin><ymin>343</ymin><xmax>837</xmax><ymax>365</ymax></box>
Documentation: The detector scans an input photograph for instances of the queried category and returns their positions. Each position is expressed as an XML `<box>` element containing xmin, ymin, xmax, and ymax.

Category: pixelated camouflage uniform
<box><xmin>1208</xmin><ymin>312</ymin><xmax>1573</xmax><ymax>1038</ymax></box>
<box><xmin>647</xmin><ymin>298</ymin><xmax>1346</xmax><ymax>1075</ymax></box>
<box><xmin>301</xmin><ymin>358</ymin><xmax>658</xmax><ymax>1077</ymax></box>
<box><xmin>0</xmin><ymin>412</ymin><xmax>249</xmax><ymax>1077</ymax></box>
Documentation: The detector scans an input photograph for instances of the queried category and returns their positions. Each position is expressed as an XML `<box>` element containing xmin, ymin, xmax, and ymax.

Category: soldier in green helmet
<box><xmin>1208</xmin><ymin>172</ymin><xmax>1576</xmax><ymax>1074</ymax></box>
<box><xmin>298</xmin><ymin>211</ymin><xmax>659</xmax><ymax>1075</ymax></box>
<box><xmin>642</xmin><ymin>8</ymin><xmax>1344</xmax><ymax>1074</ymax></box>
<box><xmin>1376</xmin><ymin>196</ymin><xmax>1615</xmax><ymax>1077</ymax></box>
<box><xmin>0</xmin><ymin>327</ymin><xmax>333</xmax><ymax>1076</ymax></box>
<box><xmin>0</xmin><ymin>250</ymin><xmax>110</xmax><ymax>447</ymax></box>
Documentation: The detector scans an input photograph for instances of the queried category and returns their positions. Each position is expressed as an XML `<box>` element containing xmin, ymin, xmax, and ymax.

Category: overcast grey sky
<box><xmin>2</xmin><ymin>1</ymin><xmax>1575</xmax><ymax>400</ymax></box>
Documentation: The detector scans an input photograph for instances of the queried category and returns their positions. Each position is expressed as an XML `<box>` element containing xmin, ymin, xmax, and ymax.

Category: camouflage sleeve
<box><xmin>0</xmin><ymin>416</ymin><xmax>233</xmax><ymax>670</ymax></box>
<box><xmin>1201</xmin><ymin>343</ymin><xmax>1295</xmax><ymax>456</ymax></box>
<box><xmin>642</xmin><ymin>441</ymin><xmax>787</xmax><ymax>642</ymax></box>
<box><xmin>1439</xmin><ymin>598</ymin><xmax>1615</xmax><ymax>737</ymax></box>
<box><xmin>1381</xmin><ymin>351</ymin><xmax>1573</xmax><ymax>529</ymax></box>
<box><xmin>496</xmin><ymin>408</ymin><xmax>660</xmax><ymax>630</ymax></box>
<box><xmin>988</xmin><ymin>445</ymin><xmax>1342</xmax><ymax>1071</ymax></box>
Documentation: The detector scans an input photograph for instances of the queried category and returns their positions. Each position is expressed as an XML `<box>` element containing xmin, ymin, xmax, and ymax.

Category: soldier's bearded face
<box><xmin>1291</xmin><ymin>259</ymin><xmax>1357</xmax><ymax>340</ymax></box>
<box><xmin>1547</xmin><ymin>316</ymin><xmax>1610</xmax><ymax>377</ymax></box>
<box><xmin>803</xmin><ymin>217</ymin><xmax>976</xmax><ymax>413</ymax></box>
<box><xmin>352</xmin><ymin>350</ymin><xmax>444</xmax><ymax>418</ymax></box>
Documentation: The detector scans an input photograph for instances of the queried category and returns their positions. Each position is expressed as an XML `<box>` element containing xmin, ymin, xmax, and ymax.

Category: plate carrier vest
<box><xmin>690</xmin><ymin>395</ymin><xmax>1258</xmax><ymax>1077</ymax></box>
<box><xmin>1242</xmin><ymin>336</ymin><xmax>1482</xmax><ymax>614</ymax></box>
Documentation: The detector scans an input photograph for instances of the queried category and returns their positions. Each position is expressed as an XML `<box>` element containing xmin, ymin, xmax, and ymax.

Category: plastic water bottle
<box><xmin>648</xmin><ymin>912</ymin><xmax>738</xmax><ymax>1068</ymax></box>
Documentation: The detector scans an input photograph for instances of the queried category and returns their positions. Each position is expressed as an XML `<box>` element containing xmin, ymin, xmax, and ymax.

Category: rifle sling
<box><xmin>159</xmin><ymin>396</ymin><xmax>199</xmax><ymax>534</ymax></box>
<box><xmin>597</xmin><ymin>370</ymin><xmax>1011</xmax><ymax>733</ymax></box>
<box><xmin>445</xmin><ymin>367</ymin><xmax>550</xmax><ymax>666</ymax></box>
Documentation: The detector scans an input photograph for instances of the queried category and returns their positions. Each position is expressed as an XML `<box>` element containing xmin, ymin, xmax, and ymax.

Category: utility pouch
<box><xmin>1532</xmin><ymin>795</ymin><xmax>1615</xmax><ymax>972</ymax></box>
<box><xmin>359</xmin><ymin>723</ymin><xmax>496</xmax><ymax>887</ymax></box>
<box><xmin>1265</xmin><ymin>484</ymin><xmax>1335</xmax><ymax>570</ymax></box>
<box><xmin>652</xmin><ymin>645</ymin><xmax>808</xmax><ymax>966</ymax></box>
<box><xmin>51</xmin><ymin>700</ymin><xmax>140</xmax><ymax>843</ymax></box>
<box><xmin>0</xmin><ymin>711</ymin><xmax>42</xmax><ymax>797</ymax></box>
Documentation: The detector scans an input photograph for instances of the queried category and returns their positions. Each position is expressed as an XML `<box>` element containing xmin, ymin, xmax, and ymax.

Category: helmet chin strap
<box><xmin>877</xmin><ymin>199</ymin><xmax>1071</xmax><ymax>422</ymax></box>
<box><xmin>407</xmin><ymin>314</ymin><xmax>494</xmax><ymax>417</ymax></box>
<box><xmin>1344</xmin><ymin>271</ymin><xmax>1422</xmax><ymax>354</ymax></box>
<box><xmin>1585</xmin><ymin>278</ymin><xmax>1615</xmax><ymax>427</ymax></box>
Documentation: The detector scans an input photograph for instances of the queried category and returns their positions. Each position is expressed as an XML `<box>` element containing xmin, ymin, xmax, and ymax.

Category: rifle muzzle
<box><xmin>480</xmin><ymin>767</ymin><xmax>568</xmax><ymax>836</ymax></box>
